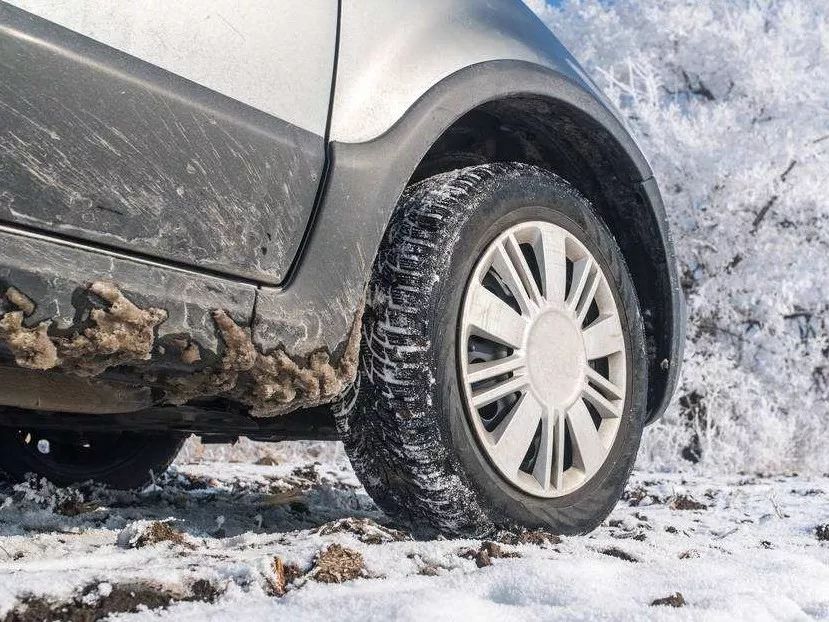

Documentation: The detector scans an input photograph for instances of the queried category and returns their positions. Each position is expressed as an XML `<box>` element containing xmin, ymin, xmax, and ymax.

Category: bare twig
<box><xmin>769</xmin><ymin>495</ymin><xmax>787</xmax><ymax>520</ymax></box>
<box><xmin>681</xmin><ymin>69</ymin><xmax>716</xmax><ymax>101</ymax></box>
<box><xmin>751</xmin><ymin>195</ymin><xmax>778</xmax><ymax>233</ymax></box>
<box><xmin>780</xmin><ymin>159</ymin><xmax>797</xmax><ymax>182</ymax></box>
<box><xmin>751</xmin><ymin>160</ymin><xmax>797</xmax><ymax>234</ymax></box>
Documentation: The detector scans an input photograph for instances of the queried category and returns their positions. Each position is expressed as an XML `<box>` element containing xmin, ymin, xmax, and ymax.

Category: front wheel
<box><xmin>0</xmin><ymin>427</ymin><xmax>185</xmax><ymax>489</ymax></box>
<box><xmin>339</xmin><ymin>163</ymin><xmax>648</xmax><ymax>537</ymax></box>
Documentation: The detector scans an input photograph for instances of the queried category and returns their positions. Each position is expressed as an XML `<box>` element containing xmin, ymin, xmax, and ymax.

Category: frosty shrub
<box><xmin>527</xmin><ymin>0</ymin><xmax>829</xmax><ymax>472</ymax></box>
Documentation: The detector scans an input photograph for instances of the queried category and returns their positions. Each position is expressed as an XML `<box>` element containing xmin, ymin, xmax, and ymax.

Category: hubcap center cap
<box><xmin>525</xmin><ymin>310</ymin><xmax>585</xmax><ymax>408</ymax></box>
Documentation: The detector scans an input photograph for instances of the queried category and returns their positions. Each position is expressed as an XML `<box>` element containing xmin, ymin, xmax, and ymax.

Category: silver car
<box><xmin>0</xmin><ymin>0</ymin><xmax>683</xmax><ymax>536</ymax></box>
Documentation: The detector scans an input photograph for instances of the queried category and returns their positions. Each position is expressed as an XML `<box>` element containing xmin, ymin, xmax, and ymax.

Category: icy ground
<box><xmin>0</xmin><ymin>442</ymin><xmax>827</xmax><ymax>622</ymax></box>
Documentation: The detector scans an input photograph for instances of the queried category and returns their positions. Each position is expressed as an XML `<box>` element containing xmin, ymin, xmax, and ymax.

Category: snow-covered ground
<box><xmin>1</xmin><ymin>442</ymin><xmax>828</xmax><ymax>621</ymax></box>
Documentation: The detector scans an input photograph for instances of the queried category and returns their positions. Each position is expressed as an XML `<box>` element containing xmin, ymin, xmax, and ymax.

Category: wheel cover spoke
<box><xmin>491</xmin><ymin>392</ymin><xmax>543</xmax><ymax>475</ymax></box>
<box><xmin>531</xmin><ymin>409</ymin><xmax>558</xmax><ymax>491</ymax></box>
<box><xmin>503</xmin><ymin>234</ymin><xmax>544</xmax><ymax>309</ymax></box>
<box><xmin>583</xmin><ymin>383</ymin><xmax>623</xmax><ymax>419</ymax></box>
<box><xmin>585</xmin><ymin>366</ymin><xmax>624</xmax><ymax>402</ymax></box>
<box><xmin>472</xmin><ymin>374</ymin><xmax>529</xmax><ymax>408</ymax></box>
<box><xmin>583</xmin><ymin>315</ymin><xmax>624</xmax><ymax>360</ymax></box>
<box><xmin>566</xmin><ymin>255</ymin><xmax>594</xmax><ymax>313</ymax></box>
<box><xmin>466</xmin><ymin>281</ymin><xmax>529</xmax><ymax>349</ymax></box>
<box><xmin>567</xmin><ymin>399</ymin><xmax>606</xmax><ymax>478</ymax></box>
<box><xmin>459</xmin><ymin>220</ymin><xmax>628</xmax><ymax>498</ymax></box>
<box><xmin>466</xmin><ymin>355</ymin><xmax>526</xmax><ymax>384</ymax></box>
<box><xmin>536</xmin><ymin>225</ymin><xmax>568</xmax><ymax>305</ymax></box>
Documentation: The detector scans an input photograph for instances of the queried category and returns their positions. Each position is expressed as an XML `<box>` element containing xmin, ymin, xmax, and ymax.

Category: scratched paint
<box><xmin>0</xmin><ymin>8</ymin><xmax>326</xmax><ymax>284</ymax></box>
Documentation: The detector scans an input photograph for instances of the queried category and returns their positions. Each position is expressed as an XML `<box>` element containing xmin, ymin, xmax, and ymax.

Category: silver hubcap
<box><xmin>459</xmin><ymin>220</ymin><xmax>627</xmax><ymax>498</ymax></box>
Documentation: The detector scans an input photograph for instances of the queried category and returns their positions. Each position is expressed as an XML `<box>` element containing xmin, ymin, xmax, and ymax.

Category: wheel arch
<box><xmin>410</xmin><ymin>94</ymin><xmax>685</xmax><ymax>423</ymax></box>
<box><xmin>255</xmin><ymin>60</ymin><xmax>683</xmax><ymax>423</ymax></box>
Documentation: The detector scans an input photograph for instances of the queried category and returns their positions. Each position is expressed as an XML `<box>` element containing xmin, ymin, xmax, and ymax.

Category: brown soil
<box><xmin>55</xmin><ymin>497</ymin><xmax>99</xmax><ymax>517</ymax></box>
<box><xmin>670</xmin><ymin>495</ymin><xmax>708</xmax><ymax>511</ymax></box>
<box><xmin>461</xmin><ymin>541</ymin><xmax>521</xmax><ymax>568</ymax></box>
<box><xmin>314</xmin><ymin>518</ymin><xmax>411</xmax><ymax>544</ymax></box>
<box><xmin>2</xmin><ymin>579</ymin><xmax>219</xmax><ymax>622</ymax></box>
<box><xmin>309</xmin><ymin>544</ymin><xmax>364</xmax><ymax>584</ymax></box>
<box><xmin>651</xmin><ymin>592</ymin><xmax>687</xmax><ymax>607</ymax></box>
<box><xmin>500</xmin><ymin>530</ymin><xmax>562</xmax><ymax>546</ymax></box>
<box><xmin>131</xmin><ymin>521</ymin><xmax>189</xmax><ymax>549</ymax></box>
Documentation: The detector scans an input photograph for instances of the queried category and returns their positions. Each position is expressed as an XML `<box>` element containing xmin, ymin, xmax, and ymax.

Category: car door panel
<box><xmin>0</xmin><ymin>1</ymin><xmax>336</xmax><ymax>284</ymax></box>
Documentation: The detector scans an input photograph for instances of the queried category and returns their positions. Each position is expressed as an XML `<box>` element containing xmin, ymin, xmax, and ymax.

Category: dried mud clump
<box><xmin>600</xmin><ymin>546</ymin><xmax>639</xmax><ymax>563</ymax></box>
<box><xmin>309</xmin><ymin>544</ymin><xmax>365</xmax><ymax>584</ymax></box>
<box><xmin>163</xmin><ymin>306</ymin><xmax>362</xmax><ymax>417</ymax></box>
<box><xmin>133</xmin><ymin>521</ymin><xmax>188</xmax><ymax>548</ymax></box>
<box><xmin>0</xmin><ymin>312</ymin><xmax>58</xmax><ymax>370</ymax></box>
<box><xmin>2</xmin><ymin>579</ymin><xmax>221</xmax><ymax>622</ymax></box>
<box><xmin>5</xmin><ymin>287</ymin><xmax>35</xmax><ymax>316</ymax></box>
<box><xmin>460</xmin><ymin>541</ymin><xmax>520</xmax><ymax>568</ymax></box>
<box><xmin>0</xmin><ymin>282</ymin><xmax>166</xmax><ymax>375</ymax></box>
<box><xmin>117</xmin><ymin>520</ymin><xmax>191</xmax><ymax>549</ymax></box>
<box><xmin>269</xmin><ymin>557</ymin><xmax>304</xmax><ymax>596</ymax></box>
<box><xmin>56</xmin><ymin>282</ymin><xmax>167</xmax><ymax>376</ymax></box>
<box><xmin>163</xmin><ymin>310</ymin><xmax>256</xmax><ymax>401</ymax></box>
<box><xmin>167</xmin><ymin>336</ymin><xmax>201</xmax><ymax>365</ymax></box>
<box><xmin>623</xmin><ymin>485</ymin><xmax>665</xmax><ymax>506</ymax></box>
<box><xmin>55</xmin><ymin>496</ymin><xmax>99</xmax><ymax>517</ymax></box>
<box><xmin>243</xmin><ymin>304</ymin><xmax>362</xmax><ymax>416</ymax></box>
<box><xmin>499</xmin><ymin>530</ymin><xmax>562</xmax><ymax>547</ymax></box>
<box><xmin>0</xmin><ymin>286</ymin><xmax>56</xmax><ymax>368</ymax></box>
<box><xmin>3</xmin><ymin>584</ymin><xmax>173</xmax><ymax>622</ymax></box>
<box><xmin>213</xmin><ymin>310</ymin><xmax>258</xmax><ymax>373</ymax></box>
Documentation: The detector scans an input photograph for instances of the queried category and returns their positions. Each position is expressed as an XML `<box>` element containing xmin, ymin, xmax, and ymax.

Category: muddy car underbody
<box><xmin>0</xmin><ymin>233</ymin><xmax>358</xmax><ymax>440</ymax></box>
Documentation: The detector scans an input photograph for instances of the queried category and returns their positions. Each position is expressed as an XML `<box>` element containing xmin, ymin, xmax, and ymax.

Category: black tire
<box><xmin>0</xmin><ymin>428</ymin><xmax>185</xmax><ymax>489</ymax></box>
<box><xmin>338</xmin><ymin>163</ymin><xmax>647</xmax><ymax>537</ymax></box>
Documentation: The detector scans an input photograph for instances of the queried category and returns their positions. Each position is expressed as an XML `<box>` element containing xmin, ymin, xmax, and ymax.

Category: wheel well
<box><xmin>411</xmin><ymin>95</ymin><xmax>671</xmax><ymax>418</ymax></box>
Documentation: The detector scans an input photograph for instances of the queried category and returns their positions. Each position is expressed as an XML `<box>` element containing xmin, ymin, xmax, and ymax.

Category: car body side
<box><xmin>0</xmin><ymin>0</ymin><xmax>683</xmax><ymax>425</ymax></box>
